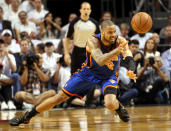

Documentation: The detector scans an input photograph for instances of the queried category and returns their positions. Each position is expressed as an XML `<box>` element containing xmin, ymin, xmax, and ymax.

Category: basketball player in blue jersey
<box><xmin>9</xmin><ymin>20</ymin><xmax>136</xmax><ymax>126</ymax></box>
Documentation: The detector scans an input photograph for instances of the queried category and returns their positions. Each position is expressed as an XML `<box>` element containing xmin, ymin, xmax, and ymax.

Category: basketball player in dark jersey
<box><xmin>9</xmin><ymin>20</ymin><xmax>136</xmax><ymax>126</ymax></box>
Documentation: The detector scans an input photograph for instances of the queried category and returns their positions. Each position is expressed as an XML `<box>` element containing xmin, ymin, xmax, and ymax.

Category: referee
<box><xmin>64</xmin><ymin>2</ymin><xmax>100</xmax><ymax>75</ymax></box>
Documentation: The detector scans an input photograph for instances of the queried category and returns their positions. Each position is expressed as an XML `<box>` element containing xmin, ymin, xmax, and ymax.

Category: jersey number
<box><xmin>105</xmin><ymin>62</ymin><xmax>114</xmax><ymax>70</ymax></box>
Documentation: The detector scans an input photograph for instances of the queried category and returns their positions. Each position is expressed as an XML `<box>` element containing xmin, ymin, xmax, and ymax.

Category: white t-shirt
<box><xmin>19</xmin><ymin>1</ymin><xmax>34</xmax><ymax>13</ymax></box>
<box><xmin>14</xmin><ymin>21</ymin><xmax>37</xmax><ymax>35</ymax></box>
<box><xmin>0</xmin><ymin>54</ymin><xmax>16</xmax><ymax>76</ymax></box>
<box><xmin>58</xmin><ymin>66</ymin><xmax>71</xmax><ymax>89</ymax></box>
<box><xmin>0</xmin><ymin>0</ymin><xmax>11</xmax><ymax>13</ymax></box>
<box><xmin>144</xmin><ymin>51</ymin><xmax>160</xmax><ymax>59</ymax></box>
<box><xmin>19</xmin><ymin>1</ymin><xmax>44</xmax><ymax>13</ymax></box>
<box><xmin>7</xmin><ymin>39</ymin><xmax>21</xmax><ymax>53</ymax></box>
<box><xmin>42</xmin><ymin>53</ymin><xmax>62</xmax><ymax>77</ymax></box>
<box><xmin>31</xmin><ymin>39</ymin><xmax>43</xmax><ymax>48</ymax></box>
<box><xmin>130</xmin><ymin>32</ymin><xmax>152</xmax><ymax>50</ymax></box>
<box><xmin>3</xmin><ymin>6</ymin><xmax>20</xmax><ymax>29</ymax></box>
<box><xmin>28</xmin><ymin>9</ymin><xmax>48</xmax><ymax>22</ymax></box>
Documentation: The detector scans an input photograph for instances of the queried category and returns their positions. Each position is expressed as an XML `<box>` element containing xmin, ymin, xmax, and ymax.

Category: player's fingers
<box><xmin>123</xmin><ymin>41</ymin><xmax>128</xmax><ymax>47</ymax></box>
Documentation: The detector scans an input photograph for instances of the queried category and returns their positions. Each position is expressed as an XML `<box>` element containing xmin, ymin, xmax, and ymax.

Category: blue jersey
<box><xmin>77</xmin><ymin>34</ymin><xmax>120</xmax><ymax>83</ymax></box>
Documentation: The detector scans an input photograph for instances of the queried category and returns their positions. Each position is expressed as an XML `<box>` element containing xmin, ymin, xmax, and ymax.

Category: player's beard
<box><xmin>103</xmin><ymin>34</ymin><xmax>115</xmax><ymax>44</ymax></box>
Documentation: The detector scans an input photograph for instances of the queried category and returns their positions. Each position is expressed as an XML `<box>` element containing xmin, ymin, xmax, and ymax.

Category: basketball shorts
<box><xmin>62</xmin><ymin>73</ymin><xmax>118</xmax><ymax>99</ymax></box>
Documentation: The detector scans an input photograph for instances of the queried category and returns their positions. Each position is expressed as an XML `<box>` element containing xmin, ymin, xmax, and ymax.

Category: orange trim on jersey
<box><xmin>62</xmin><ymin>88</ymin><xmax>83</xmax><ymax>99</ymax></box>
<box><xmin>89</xmin><ymin>54</ymin><xmax>92</xmax><ymax>67</ymax></box>
<box><xmin>103</xmin><ymin>85</ymin><xmax>118</xmax><ymax>94</ymax></box>
<box><xmin>115</xmin><ymin>72</ymin><xmax>119</xmax><ymax>83</ymax></box>
<box><xmin>71</xmin><ymin>61</ymin><xmax>88</xmax><ymax>77</ymax></box>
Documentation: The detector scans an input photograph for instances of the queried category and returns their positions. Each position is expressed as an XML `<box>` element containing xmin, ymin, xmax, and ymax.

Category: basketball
<box><xmin>131</xmin><ymin>12</ymin><xmax>152</xmax><ymax>34</ymax></box>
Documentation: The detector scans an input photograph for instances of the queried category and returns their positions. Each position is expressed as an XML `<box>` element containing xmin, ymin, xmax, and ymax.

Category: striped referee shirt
<box><xmin>67</xmin><ymin>17</ymin><xmax>100</xmax><ymax>48</ymax></box>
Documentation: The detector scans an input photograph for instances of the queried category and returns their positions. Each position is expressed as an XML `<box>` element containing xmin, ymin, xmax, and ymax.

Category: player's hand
<box><xmin>126</xmin><ymin>70</ymin><xmax>137</xmax><ymax>83</ymax></box>
<box><xmin>64</xmin><ymin>54</ymin><xmax>71</xmax><ymax>65</ymax></box>
<box><xmin>118</xmin><ymin>41</ymin><xmax>128</xmax><ymax>58</ymax></box>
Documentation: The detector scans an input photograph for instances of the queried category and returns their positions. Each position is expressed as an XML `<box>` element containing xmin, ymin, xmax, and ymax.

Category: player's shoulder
<box><xmin>87</xmin><ymin>35</ymin><xmax>100</xmax><ymax>51</ymax></box>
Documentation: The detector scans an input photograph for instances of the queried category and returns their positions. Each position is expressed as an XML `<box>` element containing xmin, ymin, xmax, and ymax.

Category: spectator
<box><xmin>161</xmin><ymin>25</ymin><xmax>171</xmax><ymax>45</ymax></box>
<box><xmin>0</xmin><ymin>39</ymin><xmax>16</xmax><ymax>77</ymax></box>
<box><xmin>20</xmin><ymin>53</ymin><xmax>50</xmax><ymax>94</ymax></box>
<box><xmin>120</xmin><ymin>23</ymin><xmax>130</xmax><ymax>40</ymax></box>
<box><xmin>61</xmin><ymin>13</ymin><xmax>77</xmax><ymax>38</ymax></box>
<box><xmin>130</xmin><ymin>32</ymin><xmax>152</xmax><ymax>50</ymax></box>
<box><xmin>128</xmin><ymin>40</ymin><xmax>144</xmax><ymax>73</ymax></box>
<box><xmin>42</xmin><ymin>42</ymin><xmax>62</xmax><ymax>91</ymax></box>
<box><xmin>0</xmin><ymin>6</ymin><xmax>12</xmax><ymax>35</ymax></box>
<box><xmin>54</xmin><ymin>16</ymin><xmax>62</xmax><ymax>38</ymax></box>
<box><xmin>28</xmin><ymin>0</ymin><xmax>48</xmax><ymax>26</ymax></box>
<box><xmin>152</xmin><ymin>33</ymin><xmax>160</xmax><ymax>46</ymax></box>
<box><xmin>99</xmin><ymin>11</ymin><xmax>121</xmax><ymax>36</ymax></box>
<box><xmin>3</xmin><ymin>0</ymin><xmax>21</xmax><ymax>29</ymax></box>
<box><xmin>159</xmin><ymin>14</ymin><xmax>171</xmax><ymax>38</ymax></box>
<box><xmin>40</xmin><ymin>12</ymin><xmax>61</xmax><ymax>40</ymax></box>
<box><xmin>0</xmin><ymin>62</ymin><xmax>16</xmax><ymax>110</ymax></box>
<box><xmin>0</xmin><ymin>0</ymin><xmax>11</xmax><ymax>13</ymax></box>
<box><xmin>143</xmin><ymin>38</ymin><xmax>160</xmax><ymax>59</ymax></box>
<box><xmin>152</xmin><ymin>32</ymin><xmax>166</xmax><ymax>53</ymax></box>
<box><xmin>15</xmin><ymin>11</ymin><xmax>37</xmax><ymax>41</ymax></box>
<box><xmin>19</xmin><ymin>0</ymin><xmax>42</xmax><ymax>14</ymax></box>
<box><xmin>1</xmin><ymin>29</ymin><xmax>20</xmax><ymax>53</ymax></box>
<box><xmin>13</xmin><ymin>39</ymin><xmax>31</xmax><ymax>74</ymax></box>
<box><xmin>35</xmin><ymin>43</ymin><xmax>45</xmax><ymax>54</ymax></box>
<box><xmin>136</xmin><ymin>56</ymin><xmax>169</xmax><ymax>104</ymax></box>
<box><xmin>161</xmin><ymin>48</ymin><xmax>171</xmax><ymax>71</ymax></box>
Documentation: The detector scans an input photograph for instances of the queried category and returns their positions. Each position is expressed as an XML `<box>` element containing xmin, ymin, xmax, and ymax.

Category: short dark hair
<box><xmin>0</xmin><ymin>39</ymin><xmax>4</xmax><ymax>44</ymax></box>
<box><xmin>18</xmin><ymin>11</ymin><xmax>27</xmax><ymax>17</ymax></box>
<box><xmin>101</xmin><ymin>20</ymin><xmax>114</xmax><ymax>29</ymax></box>
<box><xmin>129</xmin><ymin>40</ymin><xmax>139</xmax><ymax>45</ymax></box>
<box><xmin>45</xmin><ymin>42</ymin><xmax>53</xmax><ymax>47</ymax></box>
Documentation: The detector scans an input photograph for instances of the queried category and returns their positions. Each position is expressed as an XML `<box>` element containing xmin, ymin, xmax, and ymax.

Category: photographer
<box><xmin>20</xmin><ymin>53</ymin><xmax>50</xmax><ymax>93</ymax></box>
<box><xmin>136</xmin><ymin>56</ymin><xmax>169</xmax><ymax>104</ymax></box>
<box><xmin>143</xmin><ymin>38</ymin><xmax>160</xmax><ymax>59</ymax></box>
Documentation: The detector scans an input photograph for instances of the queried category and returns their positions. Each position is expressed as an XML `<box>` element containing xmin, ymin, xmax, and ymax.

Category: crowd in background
<box><xmin>0</xmin><ymin>0</ymin><xmax>170</xmax><ymax>111</ymax></box>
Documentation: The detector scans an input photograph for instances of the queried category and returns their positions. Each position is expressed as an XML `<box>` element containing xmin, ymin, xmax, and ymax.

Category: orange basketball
<box><xmin>131</xmin><ymin>12</ymin><xmax>152</xmax><ymax>34</ymax></box>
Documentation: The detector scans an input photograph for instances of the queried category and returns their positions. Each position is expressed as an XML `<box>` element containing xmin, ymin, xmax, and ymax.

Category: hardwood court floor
<box><xmin>0</xmin><ymin>106</ymin><xmax>171</xmax><ymax>131</ymax></box>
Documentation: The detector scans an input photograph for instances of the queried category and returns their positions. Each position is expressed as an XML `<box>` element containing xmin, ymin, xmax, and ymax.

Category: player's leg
<box><xmin>9</xmin><ymin>90</ymin><xmax>69</xmax><ymax>126</ymax></box>
<box><xmin>101</xmin><ymin>76</ymin><xmax>130</xmax><ymax>122</ymax></box>
<box><xmin>103</xmin><ymin>87</ymin><xmax>130</xmax><ymax>122</ymax></box>
<box><xmin>9</xmin><ymin>74</ymin><xmax>93</xmax><ymax>126</ymax></box>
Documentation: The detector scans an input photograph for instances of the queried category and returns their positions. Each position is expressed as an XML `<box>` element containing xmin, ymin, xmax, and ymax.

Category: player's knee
<box><xmin>105</xmin><ymin>100</ymin><xmax>118</xmax><ymax>111</ymax></box>
<box><xmin>51</xmin><ymin>91</ymin><xmax>69</xmax><ymax>105</ymax></box>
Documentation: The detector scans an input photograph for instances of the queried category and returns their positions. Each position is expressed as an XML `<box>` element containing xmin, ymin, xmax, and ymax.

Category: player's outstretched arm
<box><xmin>117</xmin><ymin>37</ymin><xmax>137</xmax><ymax>82</ymax></box>
<box><xmin>87</xmin><ymin>36</ymin><xmax>122</xmax><ymax>66</ymax></box>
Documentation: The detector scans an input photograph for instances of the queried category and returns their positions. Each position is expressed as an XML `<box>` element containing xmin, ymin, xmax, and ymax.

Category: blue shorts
<box><xmin>62</xmin><ymin>73</ymin><xmax>118</xmax><ymax>99</ymax></box>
